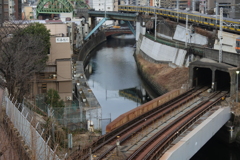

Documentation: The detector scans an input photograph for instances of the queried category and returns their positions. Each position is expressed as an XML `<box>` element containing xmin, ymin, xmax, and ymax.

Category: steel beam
<box><xmin>84</xmin><ymin>17</ymin><xmax>109</xmax><ymax>40</ymax></box>
<box><xmin>125</xmin><ymin>21</ymin><xmax>136</xmax><ymax>37</ymax></box>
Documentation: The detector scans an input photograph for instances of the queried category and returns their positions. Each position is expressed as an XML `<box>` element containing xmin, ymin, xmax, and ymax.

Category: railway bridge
<box><xmin>68</xmin><ymin>87</ymin><xmax>231</xmax><ymax>160</ymax></box>
<box><xmin>35</xmin><ymin>2</ymin><xmax>238</xmax><ymax>159</ymax></box>
<box><xmin>104</xmin><ymin>28</ymin><xmax>132</xmax><ymax>37</ymax></box>
<box><xmin>67</xmin><ymin>8</ymin><xmax>237</xmax><ymax>160</ymax></box>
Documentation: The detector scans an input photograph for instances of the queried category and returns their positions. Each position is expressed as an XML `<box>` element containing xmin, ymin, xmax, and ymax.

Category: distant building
<box><xmin>159</xmin><ymin>0</ymin><xmax>190</xmax><ymax>9</ymax></box>
<box><xmin>208</xmin><ymin>0</ymin><xmax>240</xmax><ymax>19</ymax></box>
<box><xmin>23</xmin><ymin>6</ymin><xmax>34</xmax><ymax>20</ymax></box>
<box><xmin>0</xmin><ymin>0</ymin><xmax>16</xmax><ymax>25</ymax></box>
<box><xmin>32</xmin><ymin>21</ymin><xmax>73</xmax><ymax>101</ymax></box>
<box><xmin>88</xmin><ymin>0</ymin><xmax>114</xmax><ymax>26</ymax></box>
<box><xmin>122</xmin><ymin>0</ymin><xmax>149</xmax><ymax>5</ymax></box>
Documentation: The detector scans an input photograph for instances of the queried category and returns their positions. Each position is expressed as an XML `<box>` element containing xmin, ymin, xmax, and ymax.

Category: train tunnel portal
<box><xmin>189</xmin><ymin>59</ymin><xmax>238</xmax><ymax>97</ymax></box>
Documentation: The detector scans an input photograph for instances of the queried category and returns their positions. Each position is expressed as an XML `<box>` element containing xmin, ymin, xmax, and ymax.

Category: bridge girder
<box><xmin>36</xmin><ymin>0</ymin><xmax>89</xmax><ymax>18</ymax></box>
<box><xmin>88</xmin><ymin>11</ymin><xmax>137</xmax><ymax>21</ymax></box>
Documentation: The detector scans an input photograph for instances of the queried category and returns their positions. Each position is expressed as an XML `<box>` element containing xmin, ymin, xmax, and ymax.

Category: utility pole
<box><xmin>237</xmin><ymin>71</ymin><xmax>239</xmax><ymax>103</ymax></box>
<box><xmin>185</xmin><ymin>15</ymin><xmax>188</xmax><ymax>48</ymax></box>
<box><xmin>105</xmin><ymin>0</ymin><xmax>106</xmax><ymax>18</ymax></box>
<box><xmin>177</xmin><ymin>0</ymin><xmax>179</xmax><ymax>23</ymax></box>
<box><xmin>192</xmin><ymin>0</ymin><xmax>195</xmax><ymax>11</ymax></box>
<box><xmin>215</xmin><ymin>2</ymin><xmax>218</xmax><ymax>29</ymax></box>
<box><xmin>219</xmin><ymin>8</ymin><xmax>223</xmax><ymax>63</ymax></box>
<box><xmin>204</xmin><ymin>0</ymin><xmax>207</xmax><ymax>14</ymax></box>
<box><xmin>154</xmin><ymin>8</ymin><xmax>157</xmax><ymax>41</ymax></box>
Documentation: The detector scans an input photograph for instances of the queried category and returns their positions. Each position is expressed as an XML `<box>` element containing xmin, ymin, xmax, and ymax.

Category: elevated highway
<box><xmin>68</xmin><ymin>87</ymin><xmax>231</xmax><ymax>160</ymax></box>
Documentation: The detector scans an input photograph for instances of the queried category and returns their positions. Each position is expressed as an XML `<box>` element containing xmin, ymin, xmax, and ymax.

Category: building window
<box><xmin>41</xmin><ymin>83</ymin><xmax>47</xmax><ymax>93</ymax></box>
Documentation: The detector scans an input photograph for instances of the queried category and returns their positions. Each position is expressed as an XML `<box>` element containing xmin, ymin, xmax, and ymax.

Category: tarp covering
<box><xmin>140</xmin><ymin>37</ymin><xmax>187</xmax><ymax>66</ymax></box>
<box><xmin>173</xmin><ymin>25</ymin><xmax>208</xmax><ymax>45</ymax></box>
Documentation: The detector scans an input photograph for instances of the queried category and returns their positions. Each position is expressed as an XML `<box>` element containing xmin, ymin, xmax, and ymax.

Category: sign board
<box><xmin>56</xmin><ymin>37</ymin><xmax>70</xmax><ymax>43</ymax></box>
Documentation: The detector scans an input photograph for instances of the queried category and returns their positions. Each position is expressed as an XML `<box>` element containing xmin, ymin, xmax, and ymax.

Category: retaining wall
<box><xmin>77</xmin><ymin>31</ymin><xmax>106</xmax><ymax>62</ymax></box>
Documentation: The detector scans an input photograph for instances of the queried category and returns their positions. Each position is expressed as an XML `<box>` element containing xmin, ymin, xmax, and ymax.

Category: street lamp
<box><xmin>236</xmin><ymin>70</ymin><xmax>239</xmax><ymax>103</ymax></box>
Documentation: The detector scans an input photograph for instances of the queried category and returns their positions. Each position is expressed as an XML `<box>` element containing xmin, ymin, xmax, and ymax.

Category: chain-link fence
<box><xmin>35</xmin><ymin>94</ymin><xmax>102</xmax><ymax>131</ymax></box>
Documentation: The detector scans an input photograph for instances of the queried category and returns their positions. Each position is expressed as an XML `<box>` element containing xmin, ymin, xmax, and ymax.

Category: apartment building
<box><xmin>209</xmin><ymin>0</ymin><xmax>240</xmax><ymax>18</ymax></box>
<box><xmin>23</xmin><ymin>6</ymin><xmax>33</xmax><ymax>20</ymax></box>
<box><xmin>33</xmin><ymin>22</ymin><xmax>73</xmax><ymax>101</ymax></box>
<box><xmin>88</xmin><ymin>0</ymin><xmax>114</xmax><ymax>25</ymax></box>
<box><xmin>0</xmin><ymin>0</ymin><xmax>14</xmax><ymax>25</ymax></box>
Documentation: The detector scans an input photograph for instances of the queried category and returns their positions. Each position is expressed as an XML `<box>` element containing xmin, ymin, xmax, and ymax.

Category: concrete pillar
<box><xmin>189</xmin><ymin>65</ymin><xmax>194</xmax><ymax>88</ymax></box>
<box><xmin>229</xmin><ymin>69</ymin><xmax>238</xmax><ymax>97</ymax></box>
<box><xmin>211</xmin><ymin>68</ymin><xmax>216</xmax><ymax>91</ymax></box>
<box><xmin>90</xmin><ymin>17</ymin><xmax>96</xmax><ymax>30</ymax></box>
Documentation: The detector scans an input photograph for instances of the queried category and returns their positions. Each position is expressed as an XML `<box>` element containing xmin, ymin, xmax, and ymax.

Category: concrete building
<box><xmin>123</xmin><ymin>0</ymin><xmax>149</xmax><ymax>5</ymax></box>
<box><xmin>23</xmin><ymin>6</ymin><xmax>33</xmax><ymax>20</ymax></box>
<box><xmin>113</xmin><ymin>0</ymin><xmax>118</xmax><ymax>11</ymax></box>
<box><xmin>33</xmin><ymin>22</ymin><xmax>73</xmax><ymax>101</ymax></box>
<box><xmin>0</xmin><ymin>0</ymin><xmax>15</xmax><ymax>25</ymax></box>
<box><xmin>211</xmin><ymin>0</ymin><xmax>240</xmax><ymax>18</ymax></box>
<box><xmin>159</xmin><ymin>0</ymin><xmax>190</xmax><ymax>9</ymax></box>
<box><xmin>88</xmin><ymin>0</ymin><xmax>114</xmax><ymax>26</ymax></box>
<box><xmin>13</xmin><ymin>0</ymin><xmax>21</xmax><ymax>20</ymax></box>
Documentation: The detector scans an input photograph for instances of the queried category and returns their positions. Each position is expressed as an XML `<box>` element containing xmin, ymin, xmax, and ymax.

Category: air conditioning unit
<box><xmin>66</xmin><ymin>96</ymin><xmax>72</xmax><ymax>101</ymax></box>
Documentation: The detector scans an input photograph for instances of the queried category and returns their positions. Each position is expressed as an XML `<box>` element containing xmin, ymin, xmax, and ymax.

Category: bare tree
<box><xmin>0</xmin><ymin>21</ymin><xmax>50</xmax><ymax>101</ymax></box>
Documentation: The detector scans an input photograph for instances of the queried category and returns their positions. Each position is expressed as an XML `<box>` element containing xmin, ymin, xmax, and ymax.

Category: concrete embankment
<box><xmin>134</xmin><ymin>33</ymin><xmax>240</xmax><ymax>145</ymax></box>
<box><xmin>77</xmin><ymin>31</ymin><xmax>106</xmax><ymax>62</ymax></box>
<box><xmin>72</xmin><ymin>31</ymin><xmax>106</xmax><ymax>130</ymax></box>
<box><xmin>134</xmin><ymin>52</ymin><xmax>189</xmax><ymax>96</ymax></box>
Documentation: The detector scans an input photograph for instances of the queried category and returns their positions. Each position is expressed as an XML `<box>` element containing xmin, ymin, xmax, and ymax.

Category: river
<box><xmin>86</xmin><ymin>35</ymin><xmax>145</xmax><ymax>134</ymax></box>
<box><xmin>86</xmin><ymin>35</ymin><xmax>240</xmax><ymax>159</ymax></box>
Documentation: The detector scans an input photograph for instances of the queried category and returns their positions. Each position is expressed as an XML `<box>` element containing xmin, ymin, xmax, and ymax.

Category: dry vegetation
<box><xmin>0</xmin><ymin>125</ymin><xmax>20</xmax><ymax>160</ymax></box>
<box><xmin>136</xmin><ymin>54</ymin><xmax>189</xmax><ymax>93</ymax></box>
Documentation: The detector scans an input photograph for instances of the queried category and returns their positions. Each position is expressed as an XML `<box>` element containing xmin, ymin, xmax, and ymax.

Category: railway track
<box><xmin>126</xmin><ymin>91</ymin><xmax>227</xmax><ymax>160</ymax></box>
<box><xmin>69</xmin><ymin>87</ymin><xmax>210</xmax><ymax>160</ymax></box>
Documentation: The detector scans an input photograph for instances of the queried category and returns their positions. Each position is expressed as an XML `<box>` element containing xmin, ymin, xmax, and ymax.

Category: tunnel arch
<box><xmin>193</xmin><ymin>67</ymin><xmax>212</xmax><ymax>87</ymax></box>
<box><xmin>215</xmin><ymin>70</ymin><xmax>231</xmax><ymax>91</ymax></box>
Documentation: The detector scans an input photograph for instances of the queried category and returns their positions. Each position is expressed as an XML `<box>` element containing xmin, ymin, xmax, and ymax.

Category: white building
<box><xmin>88</xmin><ymin>0</ymin><xmax>114</xmax><ymax>26</ymax></box>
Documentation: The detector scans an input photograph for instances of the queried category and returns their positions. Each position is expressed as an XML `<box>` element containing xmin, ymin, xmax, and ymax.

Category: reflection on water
<box><xmin>119</xmin><ymin>88</ymin><xmax>142</xmax><ymax>104</ymax></box>
<box><xmin>86</xmin><ymin>36</ymin><xmax>240</xmax><ymax>158</ymax></box>
<box><xmin>86</xmin><ymin>36</ymin><xmax>145</xmax><ymax>134</ymax></box>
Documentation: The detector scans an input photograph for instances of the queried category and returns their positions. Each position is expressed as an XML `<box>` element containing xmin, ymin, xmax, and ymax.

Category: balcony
<box><xmin>40</xmin><ymin>66</ymin><xmax>56</xmax><ymax>73</ymax></box>
<box><xmin>36</xmin><ymin>73</ymin><xmax>57</xmax><ymax>82</ymax></box>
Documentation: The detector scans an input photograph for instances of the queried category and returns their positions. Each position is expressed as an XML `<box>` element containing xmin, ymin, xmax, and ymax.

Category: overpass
<box><xmin>84</xmin><ymin>11</ymin><xmax>137</xmax><ymax>40</ymax></box>
<box><xmin>68</xmin><ymin>87</ymin><xmax>231</xmax><ymax>160</ymax></box>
